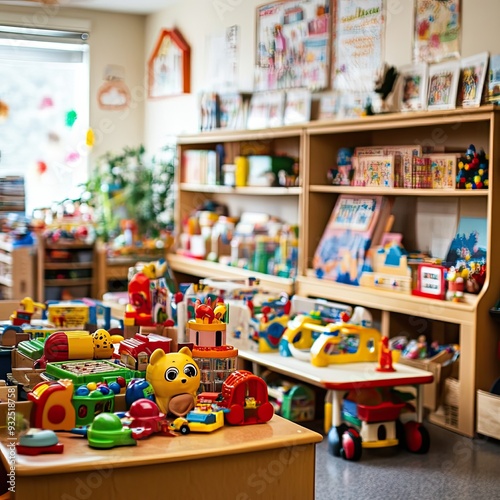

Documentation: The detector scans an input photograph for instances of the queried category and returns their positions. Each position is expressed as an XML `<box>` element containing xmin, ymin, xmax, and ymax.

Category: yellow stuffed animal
<box><xmin>146</xmin><ymin>347</ymin><xmax>200</xmax><ymax>417</ymax></box>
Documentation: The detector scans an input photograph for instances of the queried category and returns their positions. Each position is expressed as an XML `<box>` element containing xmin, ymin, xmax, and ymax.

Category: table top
<box><xmin>239</xmin><ymin>350</ymin><xmax>434</xmax><ymax>390</ymax></box>
<box><xmin>0</xmin><ymin>415</ymin><xmax>322</xmax><ymax>477</ymax></box>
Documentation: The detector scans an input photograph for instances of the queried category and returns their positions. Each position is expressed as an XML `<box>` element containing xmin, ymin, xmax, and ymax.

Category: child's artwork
<box><xmin>487</xmin><ymin>54</ymin><xmax>500</xmax><ymax>103</ymax></box>
<box><xmin>255</xmin><ymin>0</ymin><xmax>331</xmax><ymax>91</ymax></box>
<box><xmin>427</xmin><ymin>61</ymin><xmax>460</xmax><ymax>110</ymax></box>
<box><xmin>399</xmin><ymin>63</ymin><xmax>428</xmax><ymax>111</ymax></box>
<box><xmin>360</xmin><ymin>155</ymin><xmax>395</xmax><ymax>188</ymax></box>
<box><xmin>313</xmin><ymin>195</ymin><xmax>391</xmax><ymax>285</ymax></box>
<box><xmin>283</xmin><ymin>89</ymin><xmax>311</xmax><ymax>125</ymax></box>
<box><xmin>459</xmin><ymin>52</ymin><xmax>489</xmax><ymax>108</ymax></box>
<box><xmin>333</xmin><ymin>0</ymin><xmax>384</xmax><ymax>93</ymax></box>
<box><xmin>413</xmin><ymin>0</ymin><xmax>461</xmax><ymax>63</ymax></box>
<box><xmin>426</xmin><ymin>154</ymin><xmax>457</xmax><ymax>189</ymax></box>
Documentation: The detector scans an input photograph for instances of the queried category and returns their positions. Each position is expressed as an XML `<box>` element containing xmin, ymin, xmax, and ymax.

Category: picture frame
<box><xmin>283</xmin><ymin>89</ymin><xmax>311</xmax><ymax>125</ymax></box>
<box><xmin>247</xmin><ymin>92</ymin><xmax>271</xmax><ymax>130</ymax></box>
<box><xmin>412</xmin><ymin>263</ymin><xmax>446</xmax><ymax>300</ymax></box>
<box><xmin>459</xmin><ymin>52</ymin><xmax>489</xmax><ymax>108</ymax></box>
<box><xmin>399</xmin><ymin>63</ymin><xmax>428</xmax><ymax>112</ymax></box>
<box><xmin>487</xmin><ymin>54</ymin><xmax>500</xmax><ymax>103</ymax></box>
<box><xmin>148</xmin><ymin>28</ymin><xmax>190</xmax><ymax>99</ymax></box>
<box><xmin>426</xmin><ymin>61</ymin><xmax>460</xmax><ymax>111</ymax></box>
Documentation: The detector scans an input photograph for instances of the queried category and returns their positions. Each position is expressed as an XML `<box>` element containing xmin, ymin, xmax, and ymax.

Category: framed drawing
<box><xmin>459</xmin><ymin>52</ymin><xmax>489</xmax><ymax>108</ymax></box>
<box><xmin>399</xmin><ymin>63</ymin><xmax>428</xmax><ymax>112</ymax></box>
<box><xmin>283</xmin><ymin>89</ymin><xmax>311</xmax><ymax>125</ymax></box>
<box><xmin>255</xmin><ymin>0</ymin><xmax>331</xmax><ymax>91</ymax></box>
<box><xmin>148</xmin><ymin>28</ymin><xmax>190</xmax><ymax>99</ymax></box>
<box><xmin>427</xmin><ymin>61</ymin><xmax>460</xmax><ymax>111</ymax></box>
<box><xmin>413</xmin><ymin>0</ymin><xmax>461</xmax><ymax>63</ymax></box>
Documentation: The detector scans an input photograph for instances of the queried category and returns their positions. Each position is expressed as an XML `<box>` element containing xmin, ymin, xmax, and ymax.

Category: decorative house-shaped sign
<box><xmin>148</xmin><ymin>28</ymin><xmax>190</xmax><ymax>98</ymax></box>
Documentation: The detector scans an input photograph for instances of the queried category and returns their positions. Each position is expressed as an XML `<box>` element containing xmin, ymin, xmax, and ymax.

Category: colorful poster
<box><xmin>333</xmin><ymin>0</ymin><xmax>385</xmax><ymax>93</ymax></box>
<box><xmin>414</xmin><ymin>0</ymin><xmax>461</xmax><ymax>63</ymax></box>
<box><xmin>255</xmin><ymin>0</ymin><xmax>331</xmax><ymax>91</ymax></box>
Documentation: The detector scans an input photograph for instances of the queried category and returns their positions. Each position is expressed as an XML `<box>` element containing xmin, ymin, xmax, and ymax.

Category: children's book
<box><xmin>313</xmin><ymin>195</ymin><xmax>392</xmax><ymax>285</ymax></box>
<box><xmin>359</xmin><ymin>155</ymin><xmax>395</xmax><ymax>188</ymax></box>
<box><xmin>424</xmin><ymin>153</ymin><xmax>458</xmax><ymax>189</ymax></box>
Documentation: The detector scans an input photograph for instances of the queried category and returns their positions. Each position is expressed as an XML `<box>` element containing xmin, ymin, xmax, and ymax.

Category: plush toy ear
<box><xmin>149</xmin><ymin>348</ymin><xmax>165</xmax><ymax>365</ymax></box>
<box><xmin>179</xmin><ymin>346</ymin><xmax>193</xmax><ymax>358</ymax></box>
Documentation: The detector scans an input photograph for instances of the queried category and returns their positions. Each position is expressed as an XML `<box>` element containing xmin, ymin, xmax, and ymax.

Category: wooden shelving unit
<box><xmin>172</xmin><ymin>105</ymin><xmax>500</xmax><ymax>437</ymax></box>
<box><xmin>36</xmin><ymin>237</ymin><xmax>96</xmax><ymax>302</ymax></box>
<box><xmin>0</xmin><ymin>238</ymin><xmax>34</xmax><ymax>300</ymax></box>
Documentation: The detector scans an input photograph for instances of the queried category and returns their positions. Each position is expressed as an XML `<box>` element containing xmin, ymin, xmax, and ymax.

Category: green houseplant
<box><xmin>81</xmin><ymin>145</ymin><xmax>176</xmax><ymax>242</ymax></box>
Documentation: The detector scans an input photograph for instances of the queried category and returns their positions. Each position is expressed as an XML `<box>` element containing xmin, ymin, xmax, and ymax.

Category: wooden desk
<box><xmin>1</xmin><ymin>415</ymin><xmax>322</xmax><ymax>499</ymax></box>
<box><xmin>239</xmin><ymin>351</ymin><xmax>434</xmax><ymax>431</ymax></box>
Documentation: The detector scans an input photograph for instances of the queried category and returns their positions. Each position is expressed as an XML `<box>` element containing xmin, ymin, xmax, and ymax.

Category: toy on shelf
<box><xmin>44</xmin><ymin>299</ymin><xmax>112</xmax><ymax>330</ymax></box>
<box><xmin>119</xmin><ymin>333</ymin><xmax>172</xmax><ymax>371</ymax></box>
<box><xmin>145</xmin><ymin>346</ymin><xmax>200</xmax><ymax>417</ymax></box>
<box><xmin>125</xmin><ymin>378</ymin><xmax>156</xmax><ymax>408</ymax></box>
<box><xmin>87</xmin><ymin>412</ymin><xmax>137</xmax><ymax>449</ymax></box>
<box><xmin>455</xmin><ymin>144</ymin><xmax>488</xmax><ymax>189</ymax></box>
<box><xmin>16</xmin><ymin>428</ymin><xmax>64</xmax><ymax>456</ymax></box>
<box><xmin>123</xmin><ymin>398</ymin><xmax>174</xmax><ymax>439</ymax></box>
<box><xmin>10</xmin><ymin>297</ymin><xmax>46</xmax><ymax>326</ymax></box>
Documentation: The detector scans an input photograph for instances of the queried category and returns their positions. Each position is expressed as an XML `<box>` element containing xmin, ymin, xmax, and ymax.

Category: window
<box><xmin>0</xmin><ymin>26</ymin><xmax>89</xmax><ymax>215</ymax></box>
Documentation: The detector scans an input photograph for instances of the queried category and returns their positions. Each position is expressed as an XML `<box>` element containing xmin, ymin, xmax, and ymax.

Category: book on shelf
<box><xmin>313</xmin><ymin>195</ymin><xmax>392</xmax><ymax>285</ymax></box>
<box><xmin>424</xmin><ymin>153</ymin><xmax>459</xmax><ymax>189</ymax></box>
<box><xmin>181</xmin><ymin>150</ymin><xmax>218</xmax><ymax>185</ymax></box>
<box><xmin>412</xmin><ymin>156</ymin><xmax>432</xmax><ymax>189</ymax></box>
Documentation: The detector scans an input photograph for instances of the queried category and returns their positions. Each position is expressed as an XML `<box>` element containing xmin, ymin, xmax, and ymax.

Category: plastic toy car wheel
<box><xmin>327</xmin><ymin>424</ymin><xmax>348</xmax><ymax>457</ymax></box>
<box><xmin>257</xmin><ymin>401</ymin><xmax>274</xmax><ymax>423</ymax></box>
<box><xmin>180</xmin><ymin>424</ymin><xmax>191</xmax><ymax>435</ymax></box>
<box><xmin>340</xmin><ymin>428</ymin><xmax>362</xmax><ymax>461</ymax></box>
<box><xmin>226</xmin><ymin>404</ymin><xmax>244</xmax><ymax>425</ymax></box>
<box><xmin>404</xmin><ymin>421</ymin><xmax>430</xmax><ymax>454</ymax></box>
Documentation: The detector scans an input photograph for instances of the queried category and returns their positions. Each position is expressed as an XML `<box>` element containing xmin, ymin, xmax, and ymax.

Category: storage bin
<box><xmin>429</xmin><ymin>377</ymin><xmax>460</xmax><ymax>429</ymax></box>
<box><xmin>477</xmin><ymin>389</ymin><xmax>500</xmax><ymax>439</ymax></box>
<box><xmin>398</xmin><ymin>350</ymin><xmax>455</xmax><ymax>411</ymax></box>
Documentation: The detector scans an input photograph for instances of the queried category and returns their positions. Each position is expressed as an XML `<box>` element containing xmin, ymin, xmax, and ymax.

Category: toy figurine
<box><xmin>376</xmin><ymin>336</ymin><xmax>395</xmax><ymax>372</ymax></box>
<box><xmin>146</xmin><ymin>347</ymin><xmax>200</xmax><ymax>417</ymax></box>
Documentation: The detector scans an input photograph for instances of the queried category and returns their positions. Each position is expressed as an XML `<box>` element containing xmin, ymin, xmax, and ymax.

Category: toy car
<box><xmin>170</xmin><ymin>406</ymin><xmax>225</xmax><ymax>434</ymax></box>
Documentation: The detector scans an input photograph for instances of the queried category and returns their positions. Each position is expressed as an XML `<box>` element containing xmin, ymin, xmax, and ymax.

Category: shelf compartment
<box><xmin>296</xmin><ymin>273</ymin><xmax>477</xmax><ymax>326</ymax></box>
<box><xmin>180</xmin><ymin>184</ymin><xmax>301</xmax><ymax>195</ymax></box>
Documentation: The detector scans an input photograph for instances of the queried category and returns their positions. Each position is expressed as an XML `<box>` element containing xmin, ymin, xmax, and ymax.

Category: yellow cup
<box><xmin>235</xmin><ymin>156</ymin><xmax>249</xmax><ymax>187</ymax></box>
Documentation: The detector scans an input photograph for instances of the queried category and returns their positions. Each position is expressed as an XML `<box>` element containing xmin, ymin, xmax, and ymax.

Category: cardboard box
<box><xmin>477</xmin><ymin>389</ymin><xmax>500</xmax><ymax>439</ymax></box>
<box><xmin>398</xmin><ymin>350</ymin><xmax>455</xmax><ymax>411</ymax></box>
<box><xmin>0</xmin><ymin>400</ymin><xmax>32</xmax><ymax>428</ymax></box>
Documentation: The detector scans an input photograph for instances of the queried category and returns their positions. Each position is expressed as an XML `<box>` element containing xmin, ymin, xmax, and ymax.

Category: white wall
<box><xmin>0</xmin><ymin>5</ymin><xmax>146</xmax><ymax>164</ymax></box>
<box><xmin>145</xmin><ymin>0</ymin><xmax>500</xmax><ymax>151</ymax></box>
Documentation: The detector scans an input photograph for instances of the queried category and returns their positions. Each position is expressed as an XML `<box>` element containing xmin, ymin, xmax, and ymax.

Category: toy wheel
<box><xmin>180</xmin><ymin>424</ymin><xmax>191</xmax><ymax>435</ymax></box>
<box><xmin>396</xmin><ymin>419</ymin><xmax>406</xmax><ymax>448</ymax></box>
<box><xmin>340</xmin><ymin>428</ymin><xmax>362</xmax><ymax>461</ymax></box>
<box><xmin>257</xmin><ymin>402</ymin><xmax>274</xmax><ymax>423</ymax></box>
<box><xmin>404</xmin><ymin>421</ymin><xmax>430</xmax><ymax>454</ymax></box>
<box><xmin>226</xmin><ymin>404</ymin><xmax>244</xmax><ymax>425</ymax></box>
<box><xmin>327</xmin><ymin>424</ymin><xmax>348</xmax><ymax>457</ymax></box>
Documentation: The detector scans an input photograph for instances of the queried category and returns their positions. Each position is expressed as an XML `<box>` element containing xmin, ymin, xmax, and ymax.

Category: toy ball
<box><xmin>87</xmin><ymin>382</ymin><xmax>97</xmax><ymax>391</ymax></box>
<box><xmin>116</xmin><ymin>377</ymin><xmax>126</xmax><ymax>388</ymax></box>
<box><xmin>125</xmin><ymin>378</ymin><xmax>155</xmax><ymax>409</ymax></box>
<box><xmin>76</xmin><ymin>386</ymin><xmax>90</xmax><ymax>396</ymax></box>
<box><xmin>98</xmin><ymin>386</ymin><xmax>111</xmax><ymax>395</ymax></box>
<box><xmin>109</xmin><ymin>382</ymin><xmax>121</xmax><ymax>394</ymax></box>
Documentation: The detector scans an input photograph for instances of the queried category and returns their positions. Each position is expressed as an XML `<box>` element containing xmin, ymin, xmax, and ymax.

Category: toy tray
<box><xmin>356</xmin><ymin>401</ymin><xmax>405</xmax><ymax>423</ymax></box>
<box><xmin>45</xmin><ymin>359</ymin><xmax>140</xmax><ymax>385</ymax></box>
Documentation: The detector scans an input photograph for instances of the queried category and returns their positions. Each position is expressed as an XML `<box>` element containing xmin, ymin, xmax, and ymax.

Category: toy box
<box><xmin>398</xmin><ymin>350</ymin><xmax>455</xmax><ymax>411</ymax></box>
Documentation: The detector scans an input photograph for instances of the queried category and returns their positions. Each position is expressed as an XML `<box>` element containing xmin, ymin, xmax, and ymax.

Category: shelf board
<box><xmin>306</xmin><ymin>105</ymin><xmax>497</xmax><ymax>135</ymax></box>
<box><xmin>44</xmin><ymin>242</ymin><xmax>94</xmax><ymax>250</ymax></box>
<box><xmin>308</xmin><ymin>185</ymin><xmax>488</xmax><ymax>197</ymax></box>
<box><xmin>43</xmin><ymin>262</ymin><xmax>94</xmax><ymax>270</ymax></box>
<box><xmin>43</xmin><ymin>278</ymin><xmax>93</xmax><ymax>287</ymax></box>
<box><xmin>167</xmin><ymin>254</ymin><xmax>295</xmax><ymax>294</ymax></box>
<box><xmin>180</xmin><ymin>184</ymin><xmax>301</xmax><ymax>195</ymax></box>
<box><xmin>295</xmin><ymin>273</ymin><xmax>478</xmax><ymax>325</ymax></box>
<box><xmin>177</xmin><ymin>125</ymin><xmax>303</xmax><ymax>144</ymax></box>
<box><xmin>0</xmin><ymin>253</ymin><xmax>12</xmax><ymax>265</ymax></box>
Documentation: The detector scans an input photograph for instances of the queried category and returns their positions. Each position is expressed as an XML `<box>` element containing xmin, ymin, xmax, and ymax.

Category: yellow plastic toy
<box><xmin>146</xmin><ymin>347</ymin><xmax>200</xmax><ymax>417</ymax></box>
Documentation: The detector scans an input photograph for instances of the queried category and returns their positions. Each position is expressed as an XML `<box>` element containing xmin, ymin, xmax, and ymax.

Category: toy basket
<box><xmin>356</xmin><ymin>401</ymin><xmax>405</xmax><ymax>423</ymax></box>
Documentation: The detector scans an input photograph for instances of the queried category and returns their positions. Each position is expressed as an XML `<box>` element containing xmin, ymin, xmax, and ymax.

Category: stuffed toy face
<box><xmin>146</xmin><ymin>347</ymin><xmax>200</xmax><ymax>416</ymax></box>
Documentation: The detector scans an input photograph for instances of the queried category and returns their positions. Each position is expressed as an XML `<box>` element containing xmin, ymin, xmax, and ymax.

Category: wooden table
<box><xmin>0</xmin><ymin>415</ymin><xmax>322</xmax><ymax>499</ymax></box>
<box><xmin>239</xmin><ymin>350</ymin><xmax>434</xmax><ymax>432</ymax></box>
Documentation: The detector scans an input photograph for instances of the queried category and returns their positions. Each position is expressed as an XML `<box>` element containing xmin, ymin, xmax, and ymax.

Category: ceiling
<box><xmin>0</xmin><ymin>0</ymin><xmax>180</xmax><ymax>15</ymax></box>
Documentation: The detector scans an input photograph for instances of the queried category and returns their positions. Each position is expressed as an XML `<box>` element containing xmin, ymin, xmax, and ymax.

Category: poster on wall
<box><xmin>332</xmin><ymin>0</ymin><xmax>385</xmax><ymax>93</ymax></box>
<box><xmin>255</xmin><ymin>0</ymin><xmax>331</xmax><ymax>91</ymax></box>
<box><xmin>413</xmin><ymin>0</ymin><xmax>461</xmax><ymax>63</ymax></box>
